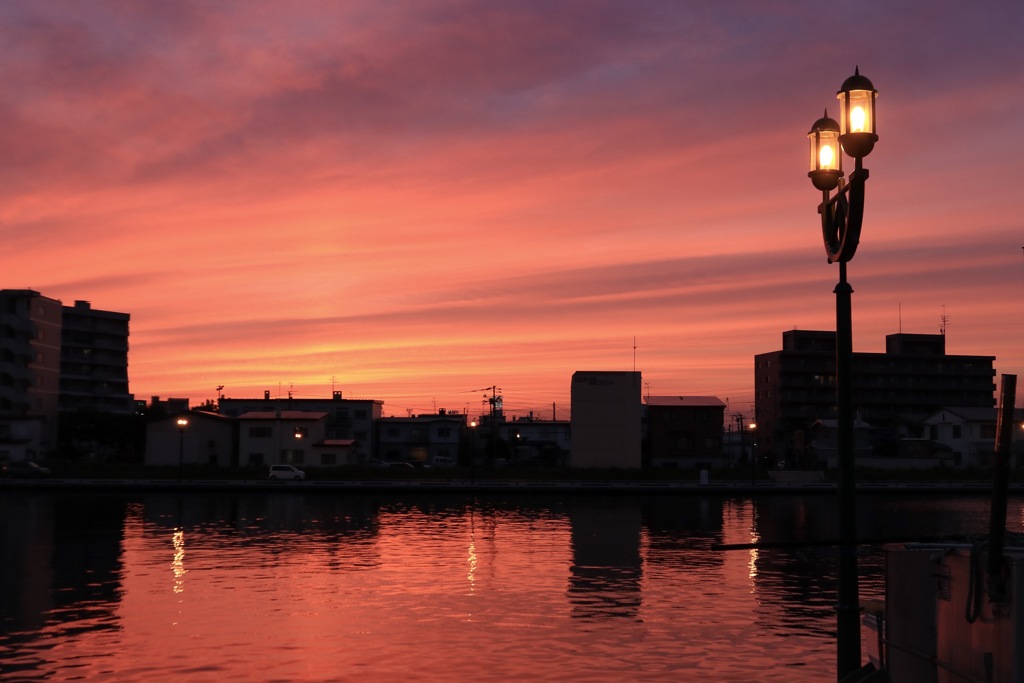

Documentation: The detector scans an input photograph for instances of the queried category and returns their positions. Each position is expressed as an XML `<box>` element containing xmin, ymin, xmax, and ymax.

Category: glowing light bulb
<box><xmin>819</xmin><ymin>144</ymin><xmax>835</xmax><ymax>170</ymax></box>
<box><xmin>850</xmin><ymin>106</ymin><xmax>866</xmax><ymax>133</ymax></box>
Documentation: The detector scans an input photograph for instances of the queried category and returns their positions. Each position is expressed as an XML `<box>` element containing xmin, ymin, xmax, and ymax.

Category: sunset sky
<box><xmin>2</xmin><ymin>1</ymin><xmax>1022</xmax><ymax>419</ymax></box>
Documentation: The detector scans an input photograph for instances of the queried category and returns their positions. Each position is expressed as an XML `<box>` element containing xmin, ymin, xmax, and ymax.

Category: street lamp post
<box><xmin>176</xmin><ymin>417</ymin><xmax>189</xmax><ymax>481</ymax></box>
<box><xmin>807</xmin><ymin>67</ymin><xmax>878</xmax><ymax>681</ymax></box>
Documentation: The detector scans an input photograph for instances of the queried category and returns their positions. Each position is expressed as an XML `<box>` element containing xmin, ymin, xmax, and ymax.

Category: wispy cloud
<box><xmin>1</xmin><ymin>0</ymin><xmax>1022</xmax><ymax>415</ymax></box>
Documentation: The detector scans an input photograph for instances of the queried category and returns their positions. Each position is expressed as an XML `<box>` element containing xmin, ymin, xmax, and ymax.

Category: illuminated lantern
<box><xmin>837</xmin><ymin>67</ymin><xmax>878</xmax><ymax>158</ymax></box>
<box><xmin>808</xmin><ymin>110</ymin><xmax>843</xmax><ymax>191</ymax></box>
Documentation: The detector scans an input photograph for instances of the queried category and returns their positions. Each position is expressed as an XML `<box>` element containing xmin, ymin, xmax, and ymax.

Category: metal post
<box><xmin>178</xmin><ymin>428</ymin><xmax>185</xmax><ymax>482</ymax></box>
<box><xmin>834</xmin><ymin>259</ymin><xmax>860</xmax><ymax>680</ymax></box>
<box><xmin>988</xmin><ymin>373</ymin><xmax>1017</xmax><ymax>602</ymax></box>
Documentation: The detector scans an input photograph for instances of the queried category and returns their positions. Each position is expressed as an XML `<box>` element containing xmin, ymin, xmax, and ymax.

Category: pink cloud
<box><xmin>0</xmin><ymin>1</ymin><xmax>1021</xmax><ymax>416</ymax></box>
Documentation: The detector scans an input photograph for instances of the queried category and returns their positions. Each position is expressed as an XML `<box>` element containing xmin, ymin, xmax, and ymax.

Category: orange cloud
<box><xmin>1</xmin><ymin>2</ymin><xmax>1022</xmax><ymax>418</ymax></box>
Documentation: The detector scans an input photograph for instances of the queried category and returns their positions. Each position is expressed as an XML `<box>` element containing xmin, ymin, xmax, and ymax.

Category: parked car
<box><xmin>268</xmin><ymin>464</ymin><xmax>305</xmax><ymax>481</ymax></box>
<box><xmin>2</xmin><ymin>461</ymin><xmax>51</xmax><ymax>478</ymax></box>
<box><xmin>389</xmin><ymin>461</ymin><xmax>415</xmax><ymax>470</ymax></box>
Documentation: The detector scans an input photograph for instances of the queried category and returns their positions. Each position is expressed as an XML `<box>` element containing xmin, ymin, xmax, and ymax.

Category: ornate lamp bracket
<box><xmin>820</xmin><ymin>165</ymin><xmax>868</xmax><ymax>264</ymax></box>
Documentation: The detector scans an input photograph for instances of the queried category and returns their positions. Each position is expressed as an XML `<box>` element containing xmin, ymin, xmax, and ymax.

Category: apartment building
<box><xmin>645</xmin><ymin>395</ymin><xmax>726</xmax><ymax>468</ymax></box>
<box><xmin>59</xmin><ymin>300</ymin><xmax>133</xmax><ymax>415</ymax></box>
<box><xmin>0</xmin><ymin>289</ymin><xmax>63</xmax><ymax>459</ymax></box>
<box><xmin>219</xmin><ymin>392</ymin><xmax>382</xmax><ymax>460</ymax></box>
<box><xmin>376</xmin><ymin>411</ymin><xmax>466</xmax><ymax>467</ymax></box>
<box><xmin>754</xmin><ymin>330</ymin><xmax>996</xmax><ymax>465</ymax></box>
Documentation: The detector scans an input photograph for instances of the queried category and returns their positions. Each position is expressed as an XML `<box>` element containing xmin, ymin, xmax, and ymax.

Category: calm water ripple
<box><xmin>1</xmin><ymin>490</ymin><xmax>1020</xmax><ymax>681</ymax></box>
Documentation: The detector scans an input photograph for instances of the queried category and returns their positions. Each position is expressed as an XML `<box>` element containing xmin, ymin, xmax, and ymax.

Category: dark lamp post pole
<box><xmin>807</xmin><ymin>67</ymin><xmax>878</xmax><ymax>682</ymax></box>
<box><xmin>176</xmin><ymin>417</ymin><xmax>189</xmax><ymax>482</ymax></box>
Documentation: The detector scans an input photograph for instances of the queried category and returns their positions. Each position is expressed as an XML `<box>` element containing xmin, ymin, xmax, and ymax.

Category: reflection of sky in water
<box><xmin>0</xmin><ymin>492</ymin><xmax>1019</xmax><ymax>681</ymax></box>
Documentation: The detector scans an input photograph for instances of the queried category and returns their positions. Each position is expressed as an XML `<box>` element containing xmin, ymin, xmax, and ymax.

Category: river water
<box><xmin>1</xmin><ymin>490</ymin><xmax>1019</xmax><ymax>682</ymax></box>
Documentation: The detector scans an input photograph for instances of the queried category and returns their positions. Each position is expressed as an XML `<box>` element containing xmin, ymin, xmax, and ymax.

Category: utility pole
<box><xmin>475</xmin><ymin>386</ymin><xmax>502</xmax><ymax>465</ymax></box>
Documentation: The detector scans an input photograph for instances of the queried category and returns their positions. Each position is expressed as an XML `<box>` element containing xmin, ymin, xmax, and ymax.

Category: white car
<box><xmin>268</xmin><ymin>464</ymin><xmax>305</xmax><ymax>481</ymax></box>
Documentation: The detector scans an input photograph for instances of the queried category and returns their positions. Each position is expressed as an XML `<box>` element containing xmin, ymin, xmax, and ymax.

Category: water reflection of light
<box><xmin>172</xmin><ymin>528</ymin><xmax>187</xmax><ymax>594</ymax></box>
<box><xmin>467</xmin><ymin>510</ymin><xmax>477</xmax><ymax>593</ymax></box>
<box><xmin>748</xmin><ymin>544</ymin><xmax>760</xmax><ymax>583</ymax></box>
<box><xmin>467</xmin><ymin>540</ymin><xmax>477</xmax><ymax>590</ymax></box>
<box><xmin>722</xmin><ymin>500</ymin><xmax>760</xmax><ymax>586</ymax></box>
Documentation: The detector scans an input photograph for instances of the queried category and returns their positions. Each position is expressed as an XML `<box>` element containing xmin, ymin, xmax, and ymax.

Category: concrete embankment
<box><xmin>1</xmin><ymin>478</ymin><xmax>1018</xmax><ymax>495</ymax></box>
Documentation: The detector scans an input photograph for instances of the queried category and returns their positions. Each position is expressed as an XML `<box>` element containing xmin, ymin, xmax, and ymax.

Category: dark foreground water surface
<box><xmin>1</xmin><ymin>490</ymin><xmax>1020</xmax><ymax>681</ymax></box>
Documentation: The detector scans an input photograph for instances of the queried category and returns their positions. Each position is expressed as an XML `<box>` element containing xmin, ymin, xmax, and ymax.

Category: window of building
<box><xmin>321</xmin><ymin>453</ymin><xmax>337</xmax><ymax>465</ymax></box>
<box><xmin>249</xmin><ymin>426</ymin><xmax>272</xmax><ymax>438</ymax></box>
<box><xmin>952</xmin><ymin>425</ymin><xmax>962</xmax><ymax>439</ymax></box>
<box><xmin>354</xmin><ymin>409</ymin><xmax>367</xmax><ymax>419</ymax></box>
<box><xmin>249</xmin><ymin>453</ymin><xmax>264</xmax><ymax>465</ymax></box>
<box><xmin>438</xmin><ymin>427</ymin><xmax>452</xmax><ymax>438</ymax></box>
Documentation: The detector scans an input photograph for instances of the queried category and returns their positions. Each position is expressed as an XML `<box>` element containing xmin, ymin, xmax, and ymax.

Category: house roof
<box><xmin>645</xmin><ymin>396</ymin><xmax>726</xmax><ymax>407</ymax></box>
<box><xmin>166</xmin><ymin>411</ymin><xmax>233</xmax><ymax>424</ymax></box>
<box><xmin>320</xmin><ymin>439</ymin><xmax>357</xmax><ymax>447</ymax></box>
<box><xmin>926</xmin><ymin>407</ymin><xmax>1024</xmax><ymax>423</ymax></box>
<box><xmin>238</xmin><ymin>411</ymin><xmax>328</xmax><ymax>420</ymax></box>
<box><xmin>378</xmin><ymin>414</ymin><xmax>467</xmax><ymax>423</ymax></box>
<box><xmin>813</xmin><ymin>417</ymin><xmax>873</xmax><ymax>429</ymax></box>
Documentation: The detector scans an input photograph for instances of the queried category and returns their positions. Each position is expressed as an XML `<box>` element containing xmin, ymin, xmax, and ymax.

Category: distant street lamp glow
<box><xmin>176</xmin><ymin>417</ymin><xmax>189</xmax><ymax>481</ymax></box>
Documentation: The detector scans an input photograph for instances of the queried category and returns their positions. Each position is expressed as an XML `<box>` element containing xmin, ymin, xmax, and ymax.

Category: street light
<box><xmin>176</xmin><ymin>417</ymin><xmax>189</xmax><ymax>481</ymax></box>
<box><xmin>807</xmin><ymin>67</ymin><xmax>878</xmax><ymax>681</ymax></box>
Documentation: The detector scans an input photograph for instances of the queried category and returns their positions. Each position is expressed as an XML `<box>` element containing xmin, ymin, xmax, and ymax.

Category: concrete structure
<box><xmin>754</xmin><ymin>330</ymin><xmax>996</xmax><ymax>466</ymax></box>
<box><xmin>497</xmin><ymin>415</ymin><xmax>571</xmax><ymax>466</ymax></box>
<box><xmin>145</xmin><ymin>412</ymin><xmax>236</xmax><ymax>467</ymax></box>
<box><xmin>376</xmin><ymin>411</ymin><xmax>466</xmax><ymax>467</ymax></box>
<box><xmin>923</xmin><ymin>407</ymin><xmax>1024</xmax><ymax>468</ymax></box>
<box><xmin>806</xmin><ymin>417</ymin><xmax>875</xmax><ymax>469</ymax></box>
<box><xmin>59</xmin><ymin>300</ymin><xmax>133</xmax><ymax>415</ymax></box>
<box><xmin>237</xmin><ymin>411</ymin><xmax>328</xmax><ymax>467</ymax></box>
<box><xmin>0</xmin><ymin>289</ymin><xmax>63</xmax><ymax>459</ymax></box>
<box><xmin>315</xmin><ymin>439</ymin><xmax>360</xmax><ymax>466</ymax></box>
<box><xmin>220</xmin><ymin>392</ymin><xmax>381</xmax><ymax>460</ymax></box>
<box><xmin>645</xmin><ymin>396</ymin><xmax>726</xmax><ymax>469</ymax></box>
<box><xmin>570</xmin><ymin>371</ymin><xmax>641</xmax><ymax>468</ymax></box>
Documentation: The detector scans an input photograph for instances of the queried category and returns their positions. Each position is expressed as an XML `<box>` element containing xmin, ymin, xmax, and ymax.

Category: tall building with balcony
<box><xmin>0</xmin><ymin>289</ymin><xmax>63</xmax><ymax>458</ymax></box>
<box><xmin>59</xmin><ymin>300</ymin><xmax>134</xmax><ymax>415</ymax></box>
<box><xmin>754</xmin><ymin>330</ymin><xmax>996</xmax><ymax>465</ymax></box>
